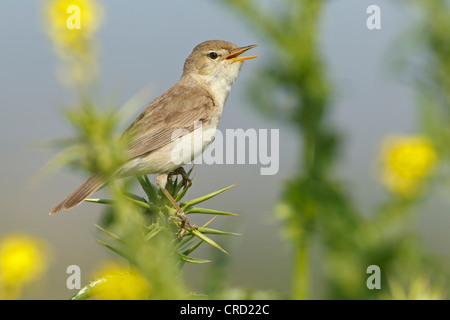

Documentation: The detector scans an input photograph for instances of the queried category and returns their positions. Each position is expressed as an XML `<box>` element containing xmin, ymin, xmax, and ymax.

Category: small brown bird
<box><xmin>50</xmin><ymin>40</ymin><xmax>258</xmax><ymax>224</ymax></box>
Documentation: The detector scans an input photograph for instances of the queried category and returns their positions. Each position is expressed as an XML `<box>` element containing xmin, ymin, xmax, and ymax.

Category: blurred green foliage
<box><xmin>220</xmin><ymin>0</ymin><xmax>450</xmax><ymax>299</ymax></box>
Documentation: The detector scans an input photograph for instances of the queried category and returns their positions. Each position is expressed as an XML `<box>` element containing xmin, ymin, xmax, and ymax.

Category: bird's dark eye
<box><xmin>208</xmin><ymin>52</ymin><xmax>218</xmax><ymax>59</ymax></box>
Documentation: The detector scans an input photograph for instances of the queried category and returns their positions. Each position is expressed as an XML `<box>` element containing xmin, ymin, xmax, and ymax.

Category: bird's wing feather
<box><xmin>124</xmin><ymin>83</ymin><xmax>215</xmax><ymax>159</ymax></box>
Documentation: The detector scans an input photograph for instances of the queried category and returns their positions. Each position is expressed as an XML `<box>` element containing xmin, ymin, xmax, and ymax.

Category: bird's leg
<box><xmin>168</xmin><ymin>167</ymin><xmax>192</xmax><ymax>189</ymax></box>
<box><xmin>156</xmin><ymin>173</ymin><xmax>196</xmax><ymax>238</ymax></box>
<box><xmin>161</xmin><ymin>188</ymin><xmax>193</xmax><ymax>237</ymax></box>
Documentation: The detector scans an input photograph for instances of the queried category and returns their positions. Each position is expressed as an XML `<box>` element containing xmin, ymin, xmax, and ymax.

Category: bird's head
<box><xmin>182</xmin><ymin>40</ymin><xmax>258</xmax><ymax>88</ymax></box>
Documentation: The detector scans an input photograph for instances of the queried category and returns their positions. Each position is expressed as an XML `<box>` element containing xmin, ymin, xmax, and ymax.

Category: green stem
<box><xmin>292</xmin><ymin>235</ymin><xmax>309</xmax><ymax>300</ymax></box>
<box><xmin>70</xmin><ymin>278</ymin><xmax>107</xmax><ymax>300</ymax></box>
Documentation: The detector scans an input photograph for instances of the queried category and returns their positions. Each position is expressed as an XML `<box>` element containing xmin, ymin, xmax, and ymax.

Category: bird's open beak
<box><xmin>224</xmin><ymin>44</ymin><xmax>259</xmax><ymax>62</ymax></box>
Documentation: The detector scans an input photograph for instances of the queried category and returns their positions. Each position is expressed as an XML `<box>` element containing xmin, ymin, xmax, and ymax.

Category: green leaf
<box><xmin>197</xmin><ymin>227</ymin><xmax>240</xmax><ymax>236</ymax></box>
<box><xmin>174</xmin><ymin>176</ymin><xmax>194</xmax><ymax>202</ymax></box>
<box><xmin>176</xmin><ymin>169</ymin><xmax>194</xmax><ymax>198</ymax></box>
<box><xmin>173</xmin><ymin>176</ymin><xmax>183</xmax><ymax>195</ymax></box>
<box><xmin>178</xmin><ymin>253</ymin><xmax>210</xmax><ymax>264</ymax></box>
<box><xmin>190</xmin><ymin>229</ymin><xmax>229</xmax><ymax>255</ymax></box>
<box><xmin>181</xmin><ymin>184</ymin><xmax>237</xmax><ymax>210</ymax></box>
<box><xmin>70</xmin><ymin>278</ymin><xmax>107</xmax><ymax>300</ymax></box>
<box><xmin>96</xmin><ymin>239</ymin><xmax>130</xmax><ymax>261</ymax></box>
<box><xmin>85</xmin><ymin>198</ymin><xmax>114</xmax><ymax>205</ymax></box>
<box><xmin>145</xmin><ymin>224</ymin><xmax>161</xmax><ymax>240</ymax></box>
<box><xmin>137</xmin><ymin>175</ymin><xmax>160</xmax><ymax>204</ymax></box>
<box><xmin>186</xmin><ymin>164</ymin><xmax>195</xmax><ymax>177</ymax></box>
<box><xmin>95</xmin><ymin>224</ymin><xmax>122</xmax><ymax>242</ymax></box>
<box><xmin>202</xmin><ymin>216</ymin><xmax>217</xmax><ymax>228</ymax></box>
<box><xmin>124</xmin><ymin>192</ymin><xmax>149</xmax><ymax>204</ymax></box>
<box><xmin>181</xmin><ymin>239</ymin><xmax>203</xmax><ymax>256</ymax></box>
<box><xmin>175</xmin><ymin>187</ymin><xmax>189</xmax><ymax>202</ymax></box>
<box><xmin>177</xmin><ymin>234</ymin><xmax>196</xmax><ymax>252</ymax></box>
<box><xmin>124</xmin><ymin>195</ymin><xmax>160</xmax><ymax>213</ymax></box>
<box><xmin>185</xmin><ymin>207</ymin><xmax>238</xmax><ymax>216</ymax></box>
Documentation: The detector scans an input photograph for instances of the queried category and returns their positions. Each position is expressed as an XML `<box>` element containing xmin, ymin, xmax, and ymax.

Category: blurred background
<box><xmin>1</xmin><ymin>0</ymin><xmax>450</xmax><ymax>299</ymax></box>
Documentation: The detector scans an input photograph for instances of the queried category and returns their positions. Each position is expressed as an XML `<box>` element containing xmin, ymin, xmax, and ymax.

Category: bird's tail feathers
<box><xmin>49</xmin><ymin>174</ymin><xmax>105</xmax><ymax>215</ymax></box>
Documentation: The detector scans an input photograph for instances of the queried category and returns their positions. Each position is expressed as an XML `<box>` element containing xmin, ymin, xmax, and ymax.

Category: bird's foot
<box><xmin>169</xmin><ymin>211</ymin><xmax>197</xmax><ymax>238</ymax></box>
<box><xmin>168</xmin><ymin>167</ymin><xmax>192</xmax><ymax>189</ymax></box>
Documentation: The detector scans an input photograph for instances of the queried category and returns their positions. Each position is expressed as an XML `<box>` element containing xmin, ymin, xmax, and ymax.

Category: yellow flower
<box><xmin>380</xmin><ymin>135</ymin><xmax>437</xmax><ymax>197</ymax></box>
<box><xmin>43</xmin><ymin>0</ymin><xmax>103</xmax><ymax>88</ymax></box>
<box><xmin>0</xmin><ymin>234</ymin><xmax>49</xmax><ymax>285</ymax></box>
<box><xmin>91</xmin><ymin>262</ymin><xmax>151</xmax><ymax>300</ymax></box>
<box><xmin>44</xmin><ymin>0</ymin><xmax>102</xmax><ymax>50</ymax></box>
<box><xmin>0</xmin><ymin>234</ymin><xmax>51</xmax><ymax>299</ymax></box>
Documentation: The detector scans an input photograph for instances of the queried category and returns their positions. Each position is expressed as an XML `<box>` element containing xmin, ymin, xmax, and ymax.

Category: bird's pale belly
<box><xmin>122</xmin><ymin>123</ymin><xmax>218</xmax><ymax>176</ymax></box>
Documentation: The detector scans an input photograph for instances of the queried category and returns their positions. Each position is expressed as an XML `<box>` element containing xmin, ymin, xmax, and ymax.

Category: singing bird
<box><xmin>50</xmin><ymin>40</ymin><xmax>258</xmax><ymax>227</ymax></box>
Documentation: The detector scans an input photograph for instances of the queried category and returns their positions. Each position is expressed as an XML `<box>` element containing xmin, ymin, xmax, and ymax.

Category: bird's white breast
<box><xmin>124</xmin><ymin>121</ymin><xmax>218</xmax><ymax>175</ymax></box>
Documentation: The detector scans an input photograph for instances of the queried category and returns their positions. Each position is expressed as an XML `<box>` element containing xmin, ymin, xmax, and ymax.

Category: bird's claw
<box><xmin>169</xmin><ymin>212</ymin><xmax>197</xmax><ymax>238</ymax></box>
<box><xmin>168</xmin><ymin>167</ymin><xmax>192</xmax><ymax>189</ymax></box>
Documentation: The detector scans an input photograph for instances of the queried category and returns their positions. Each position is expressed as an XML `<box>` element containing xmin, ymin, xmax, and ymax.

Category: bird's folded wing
<box><xmin>124</xmin><ymin>84</ymin><xmax>215</xmax><ymax>159</ymax></box>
